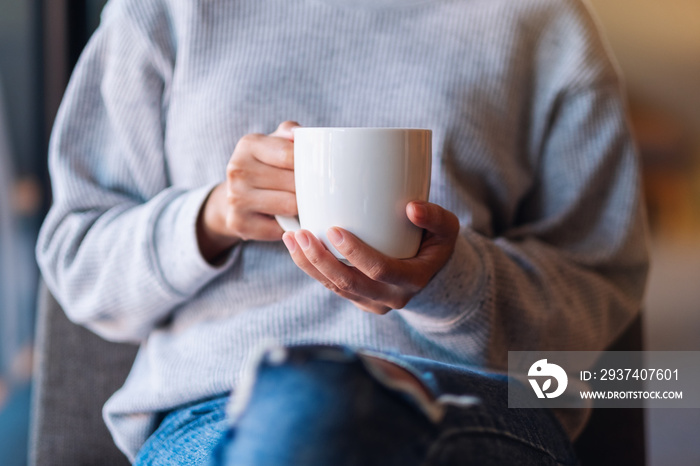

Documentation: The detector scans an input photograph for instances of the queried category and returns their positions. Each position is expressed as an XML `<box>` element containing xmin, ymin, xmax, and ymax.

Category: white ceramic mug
<box><xmin>276</xmin><ymin>127</ymin><xmax>431</xmax><ymax>262</ymax></box>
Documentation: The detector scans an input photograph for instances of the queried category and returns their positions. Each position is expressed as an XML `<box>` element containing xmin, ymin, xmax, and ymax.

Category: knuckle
<box><xmin>276</xmin><ymin>120</ymin><xmax>300</xmax><ymax>135</ymax></box>
<box><xmin>235</xmin><ymin>136</ymin><xmax>252</xmax><ymax>152</ymax></box>
<box><xmin>243</xmin><ymin>132</ymin><xmax>263</xmax><ymax>144</ymax></box>
<box><xmin>354</xmin><ymin>302</ymin><xmax>390</xmax><ymax>315</ymax></box>
<box><xmin>228</xmin><ymin>173</ymin><xmax>249</xmax><ymax>192</ymax></box>
<box><xmin>308</xmin><ymin>253</ymin><xmax>323</xmax><ymax>267</ymax></box>
<box><xmin>366</xmin><ymin>261</ymin><xmax>390</xmax><ymax>282</ymax></box>
<box><xmin>372</xmin><ymin>304</ymin><xmax>392</xmax><ymax>315</ymax></box>
<box><xmin>322</xmin><ymin>281</ymin><xmax>341</xmax><ymax>295</ymax></box>
<box><xmin>392</xmin><ymin>295</ymin><xmax>411</xmax><ymax>310</ymax></box>
<box><xmin>236</xmin><ymin>133</ymin><xmax>262</xmax><ymax>152</ymax></box>
<box><xmin>353</xmin><ymin>301</ymin><xmax>376</xmax><ymax>314</ymax></box>
<box><xmin>226</xmin><ymin>163</ymin><xmax>246</xmax><ymax>180</ymax></box>
<box><xmin>353</xmin><ymin>302</ymin><xmax>375</xmax><ymax>314</ymax></box>
<box><xmin>353</xmin><ymin>302</ymin><xmax>369</xmax><ymax>313</ymax></box>
<box><xmin>226</xmin><ymin>191</ymin><xmax>245</xmax><ymax>209</ymax></box>
<box><xmin>341</xmin><ymin>242</ymin><xmax>357</xmax><ymax>257</ymax></box>
<box><xmin>334</xmin><ymin>275</ymin><xmax>357</xmax><ymax>294</ymax></box>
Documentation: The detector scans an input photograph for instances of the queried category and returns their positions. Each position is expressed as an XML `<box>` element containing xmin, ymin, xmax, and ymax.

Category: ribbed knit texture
<box><xmin>37</xmin><ymin>0</ymin><xmax>649</xmax><ymax>461</ymax></box>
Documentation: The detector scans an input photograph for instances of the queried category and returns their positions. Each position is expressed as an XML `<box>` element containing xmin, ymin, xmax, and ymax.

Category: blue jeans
<box><xmin>134</xmin><ymin>345</ymin><xmax>578</xmax><ymax>465</ymax></box>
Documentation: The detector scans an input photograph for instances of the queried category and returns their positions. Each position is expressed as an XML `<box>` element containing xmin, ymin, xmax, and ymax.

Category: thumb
<box><xmin>407</xmin><ymin>201</ymin><xmax>460</xmax><ymax>240</ymax></box>
<box><xmin>271</xmin><ymin>120</ymin><xmax>301</xmax><ymax>140</ymax></box>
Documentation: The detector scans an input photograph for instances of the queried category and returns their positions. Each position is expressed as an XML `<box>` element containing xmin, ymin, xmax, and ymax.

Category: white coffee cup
<box><xmin>276</xmin><ymin>127</ymin><xmax>431</xmax><ymax>262</ymax></box>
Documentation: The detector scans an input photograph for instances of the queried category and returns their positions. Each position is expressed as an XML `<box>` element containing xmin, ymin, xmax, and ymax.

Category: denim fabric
<box><xmin>133</xmin><ymin>396</ymin><xmax>229</xmax><ymax>466</ymax></box>
<box><xmin>135</xmin><ymin>345</ymin><xmax>578</xmax><ymax>466</ymax></box>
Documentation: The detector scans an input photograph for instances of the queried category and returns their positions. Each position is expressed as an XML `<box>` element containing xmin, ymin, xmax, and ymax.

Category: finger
<box><xmin>282</xmin><ymin>232</ymin><xmax>396</xmax><ymax>315</ymax></box>
<box><xmin>407</xmin><ymin>201</ymin><xmax>460</xmax><ymax>240</ymax></box>
<box><xmin>351</xmin><ymin>301</ymin><xmax>393</xmax><ymax>315</ymax></box>
<box><xmin>281</xmin><ymin>232</ymin><xmax>378</xmax><ymax>307</ymax></box>
<box><xmin>246</xmin><ymin>162</ymin><xmax>296</xmax><ymax>193</ymax></box>
<box><xmin>227</xmin><ymin>155</ymin><xmax>294</xmax><ymax>192</ymax></box>
<box><xmin>294</xmin><ymin>230</ymin><xmax>398</xmax><ymax>305</ymax></box>
<box><xmin>401</xmin><ymin>202</ymin><xmax>461</xmax><ymax>286</ymax></box>
<box><xmin>406</xmin><ymin>201</ymin><xmax>460</xmax><ymax>258</ymax></box>
<box><xmin>270</xmin><ymin>121</ymin><xmax>301</xmax><ymax>140</ymax></box>
<box><xmin>235</xmin><ymin>133</ymin><xmax>294</xmax><ymax>169</ymax></box>
<box><xmin>326</xmin><ymin>227</ymin><xmax>420</xmax><ymax>289</ymax></box>
<box><xmin>227</xmin><ymin>188</ymin><xmax>298</xmax><ymax>217</ymax></box>
<box><xmin>226</xmin><ymin>211</ymin><xmax>284</xmax><ymax>242</ymax></box>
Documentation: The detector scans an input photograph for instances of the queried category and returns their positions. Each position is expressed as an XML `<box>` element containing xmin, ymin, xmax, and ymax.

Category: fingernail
<box><xmin>295</xmin><ymin>231</ymin><xmax>310</xmax><ymax>250</ymax></box>
<box><xmin>413</xmin><ymin>203</ymin><xmax>427</xmax><ymax>220</ymax></box>
<box><xmin>327</xmin><ymin>227</ymin><xmax>344</xmax><ymax>246</ymax></box>
<box><xmin>282</xmin><ymin>233</ymin><xmax>296</xmax><ymax>253</ymax></box>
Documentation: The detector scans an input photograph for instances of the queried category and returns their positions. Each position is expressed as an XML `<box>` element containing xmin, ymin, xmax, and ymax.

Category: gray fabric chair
<box><xmin>29</xmin><ymin>281</ymin><xmax>646</xmax><ymax>465</ymax></box>
<box><xmin>29</xmin><ymin>282</ymin><xmax>137</xmax><ymax>466</ymax></box>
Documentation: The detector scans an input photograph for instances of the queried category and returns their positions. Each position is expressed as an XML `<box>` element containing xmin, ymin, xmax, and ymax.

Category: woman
<box><xmin>37</xmin><ymin>0</ymin><xmax>649</xmax><ymax>464</ymax></box>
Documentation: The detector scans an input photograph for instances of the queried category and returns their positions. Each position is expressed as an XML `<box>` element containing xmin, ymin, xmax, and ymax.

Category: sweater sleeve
<box><xmin>36</xmin><ymin>5</ymin><xmax>239</xmax><ymax>343</ymax></box>
<box><xmin>400</xmin><ymin>81</ymin><xmax>650</xmax><ymax>366</ymax></box>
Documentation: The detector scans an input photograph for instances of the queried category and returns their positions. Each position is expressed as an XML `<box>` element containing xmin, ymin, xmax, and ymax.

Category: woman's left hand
<box><xmin>282</xmin><ymin>201</ymin><xmax>460</xmax><ymax>314</ymax></box>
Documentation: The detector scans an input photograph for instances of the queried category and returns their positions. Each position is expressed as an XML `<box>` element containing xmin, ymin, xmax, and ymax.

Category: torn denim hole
<box><xmin>225</xmin><ymin>342</ymin><xmax>480</xmax><ymax>427</ymax></box>
<box><xmin>355</xmin><ymin>350</ymin><xmax>480</xmax><ymax>424</ymax></box>
<box><xmin>226</xmin><ymin>339</ymin><xmax>287</xmax><ymax>426</ymax></box>
<box><xmin>225</xmin><ymin>340</ymin><xmax>356</xmax><ymax>424</ymax></box>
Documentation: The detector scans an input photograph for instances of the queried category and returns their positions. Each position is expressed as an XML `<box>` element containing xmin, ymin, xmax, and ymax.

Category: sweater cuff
<box><xmin>399</xmin><ymin>228</ymin><xmax>488</xmax><ymax>330</ymax></box>
<box><xmin>152</xmin><ymin>183</ymin><xmax>239</xmax><ymax>297</ymax></box>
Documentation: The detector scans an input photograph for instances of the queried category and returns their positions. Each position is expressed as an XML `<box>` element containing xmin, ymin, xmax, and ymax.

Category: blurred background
<box><xmin>0</xmin><ymin>0</ymin><xmax>698</xmax><ymax>464</ymax></box>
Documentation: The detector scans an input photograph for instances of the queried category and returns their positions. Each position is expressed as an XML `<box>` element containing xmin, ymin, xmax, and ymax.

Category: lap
<box><xmin>134</xmin><ymin>345</ymin><xmax>578</xmax><ymax>466</ymax></box>
<box><xmin>134</xmin><ymin>396</ymin><xmax>229</xmax><ymax>466</ymax></box>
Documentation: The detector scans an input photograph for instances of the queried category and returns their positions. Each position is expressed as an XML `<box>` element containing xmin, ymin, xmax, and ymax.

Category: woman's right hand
<box><xmin>197</xmin><ymin>121</ymin><xmax>300</xmax><ymax>263</ymax></box>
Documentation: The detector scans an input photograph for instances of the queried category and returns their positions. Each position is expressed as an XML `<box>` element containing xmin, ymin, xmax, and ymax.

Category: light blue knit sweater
<box><xmin>37</xmin><ymin>0</ymin><xmax>649</xmax><ymax>460</ymax></box>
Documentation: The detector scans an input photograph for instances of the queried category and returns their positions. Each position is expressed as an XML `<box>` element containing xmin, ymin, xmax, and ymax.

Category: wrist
<box><xmin>197</xmin><ymin>183</ymin><xmax>240</xmax><ymax>264</ymax></box>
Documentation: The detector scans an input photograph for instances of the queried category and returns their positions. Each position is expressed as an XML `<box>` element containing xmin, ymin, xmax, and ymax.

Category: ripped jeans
<box><xmin>134</xmin><ymin>345</ymin><xmax>579</xmax><ymax>466</ymax></box>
